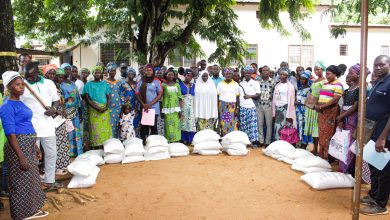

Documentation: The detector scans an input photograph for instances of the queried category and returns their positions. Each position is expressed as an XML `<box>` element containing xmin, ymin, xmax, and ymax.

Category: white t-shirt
<box><xmin>239</xmin><ymin>79</ymin><xmax>260</xmax><ymax>108</ymax></box>
<box><xmin>217</xmin><ymin>80</ymin><xmax>240</xmax><ymax>103</ymax></box>
<box><xmin>21</xmin><ymin>77</ymin><xmax>60</xmax><ymax>137</ymax></box>
<box><xmin>75</xmin><ymin>79</ymin><xmax>84</xmax><ymax>95</ymax></box>
<box><xmin>274</xmin><ymin>83</ymin><xmax>289</xmax><ymax>107</ymax></box>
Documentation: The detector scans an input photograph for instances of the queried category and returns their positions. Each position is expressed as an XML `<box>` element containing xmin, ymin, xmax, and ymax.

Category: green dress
<box><xmin>304</xmin><ymin>80</ymin><xmax>325</xmax><ymax>139</ymax></box>
<box><xmin>162</xmin><ymin>83</ymin><xmax>182</xmax><ymax>142</ymax></box>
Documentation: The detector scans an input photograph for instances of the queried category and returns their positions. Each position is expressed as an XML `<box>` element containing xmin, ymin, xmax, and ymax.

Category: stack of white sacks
<box><xmin>144</xmin><ymin>135</ymin><xmax>170</xmax><ymax>160</ymax></box>
<box><xmin>103</xmin><ymin>138</ymin><xmax>125</xmax><ymax>163</ymax></box>
<box><xmin>168</xmin><ymin>143</ymin><xmax>190</xmax><ymax>157</ymax></box>
<box><xmin>221</xmin><ymin>131</ymin><xmax>250</xmax><ymax>156</ymax></box>
<box><xmin>122</xmin><ymin>137</ymin><xmax>146</xmax><ymax>164</ymax></box>
<box><xmin>67</xmin><ymin>150</ymin><xmax>104</xmax><ymax>188</ymax></box>
<box><xmin>192</xmin><ymin>129</ymin><xmax>222</xmax><ymax>155</ymax></box>
<box><xmin>263</xmin><ymin>140</ymin><xmax>355</xmax><ymax>190</ymax></box>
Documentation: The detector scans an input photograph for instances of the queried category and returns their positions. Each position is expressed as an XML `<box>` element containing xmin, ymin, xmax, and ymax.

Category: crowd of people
<box><xmin>0</xmin><ymin>54</ymin><xmax>389</xmax><ymax>218</ymax></box>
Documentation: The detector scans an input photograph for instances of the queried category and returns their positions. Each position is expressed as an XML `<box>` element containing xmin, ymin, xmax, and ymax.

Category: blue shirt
<box><xmin>136</xmin><ymin>79</ymin><xmax>163</xmax><ymax>115</ymax></box>
<box><xmin>0</xmin><ymin>100</ymin><xmax>36</xmax><ymax>136</ymax></box>
<box><xmin>211</xmin><ymin>76</ymin><xmax>224</xmax><ymax>88</ymax></box>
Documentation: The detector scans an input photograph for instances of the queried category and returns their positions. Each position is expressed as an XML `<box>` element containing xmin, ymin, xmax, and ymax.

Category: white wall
<box><xmin>72</xmin><ymin>44</ymin><xmax>100</xmax><ymax>70</ymax></box>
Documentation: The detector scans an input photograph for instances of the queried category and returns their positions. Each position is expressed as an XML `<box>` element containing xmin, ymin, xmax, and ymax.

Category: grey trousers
<box><xmin>37</xmin><ymin>136</ymin><xmax>57</xmax><ymax>184</ymax></box>
<box><xmin>256</xmin><ymin>104</ymin><xmax>273</xmax><ymax>144</ymax></box>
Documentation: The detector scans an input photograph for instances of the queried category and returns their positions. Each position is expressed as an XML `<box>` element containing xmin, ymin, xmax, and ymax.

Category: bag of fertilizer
<box><xmin>278</xmin><ymin>157</ymin><xmax>294</xmax><ymax>164</ymax></box>
<box><xmin>124</xmin><ymin>138</ymin><xmax>145</xmax><ymax>156</ymax></box>
<box><xmin>103</xmin><ymin>138</ymin><xmax>124</xmax><ymax>154</ymax></box>
<box><xmin>277</xmin><ymin>148</ymin><xmax>296</xmax><ymax>160</ymax></box>
<box><xmin>84</xmin><ymin>149</ymin><xmax>104</xmax><ymax>157</ymax></box>
<box><xmin>67</xmin><ymin>157</ymin><xmax>96</xmax><ymax>177</ymax></box>
<box><xmin>292</xmin><ymin>149</ymin><xmax>313</xmax><ymax>160</ymax></box>
<box><xmin>77</xmin><ymin>153</ymin><xmax>105</xmax><ymax>166</ymax></box>
<box><xmin>193</xmin><ymin>141</ymin><xmax>222</xmax><ymax>153</ymax></box>
<box><xmin>225</xmin><ymin>149</ymin><xmax>249</xmax><ymax>156</ymax></box>
<box><xmin>145</xmin><ymin>135</ymin><xmax>168</xmax><ymax>149</ymax></box>
<box><xmin>104</xmin><ymin>153</ymin><xmax>125</xmax><ymax>164</ymax></box>
<box><xmin>144</xmin><ymin>151</ymin><xmax>171</xmax><ymax>161</ymax></box>
<box><xmin>301</xmin><ymin>172</ymin><xmax>355</xmax><ymax>190</ymax></box>
<box><xmin>147</xmin><ymin>146</ymin><xmax>169</xmax><ymax>154</ymax></box>
<box><xmin>221</xmin><ymin>131</ymin><xmax>251</xmax><ymax>145</ymax></box>
<box><xmin>67</xmin><ymin>166</ymin><xmax>100</xmax><ymax>189</ymax></box>
<box><xmin>291</xmin><ymin>163</ymin><xmax>331</xmax><ymax>173</ymax></box>
<box><xmin>292</xmin><ymin>155</ymin><xmax>331</xmax><ymax>169</ymax></box>
<box><xmin>198</xmin><ymin>149</ymin><xmax>221</xmax><ymax>156</ymax></box>
<box><xmin>122</xmin><ymin>156</ymin><xmax>145</xmax><ymax>164</ymax></box>
<box><xmin>168</xmin><ymin>143</ymin><xmax>189</xmax><ymax>157</ymax></box>
<box><xmin>262</xmin><ymin>140</ymin><xmax>295</xmax><ymax>158</ymax></box>
<box><xmin>222</xmin><ymin>142</ymin><xmax>247</xmax><ymax>151</ymax></box>
<box><xmin>192</xmin><ymin>129</ymin><xmax>220</xmax><ymax>144</ymax></box>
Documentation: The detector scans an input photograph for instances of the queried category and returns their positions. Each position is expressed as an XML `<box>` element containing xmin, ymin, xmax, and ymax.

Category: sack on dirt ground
<box><xmin>222</xmin><ymin>142</ymin><xmax>247</xmax><ymax>151</ymax></box>
<box><xmin>104</xmin><ymin>153</ymin><xmax>125</xmax><ymax>164</ymax></box>
<box><xmin>301</xmin><ymin>172</ymin><xmax>355</xmax><ymax>190</ymax></box>
<box><xmin>67</xmin><ymin>157</ymin><xmax>97</xmax><ymax>177</ymax></box>
<box><xmin>84</xmin><ymin>149</ymin><xmax>104</xmax><ymax>157</ymax></box>
<box><xmin>77</xmin><ymin>152</ymin><xmax>105</xmax><ymax>166</ymax></box>
<box><xmin>193</xmin><ymin>141</ymin><xmax>222</xmax><ymax>153</ymax></box>
<box><xmin>146</xmin><ymin>135</ymin><xmax>168</xmax><ymax>149</ymax></box>
<box><xmin>67</xmin><ymin>166</ymin><xmax>100</xmax><ymax>189</ymax></box>
<box><xmin>262</xmin><ymin>140</ymin><xmax>295</xmax><ymax>158</ymax></box>
<box><xmin>328</xmin><ymin>129</ymin><xmax>351</xmax><ymax>163</ymax></box>
<box><xmin>278</xmin><ymin>157</ymin><xmax>294</xmax><ymax>164</ymax></box>
<box><xmin>292</xmin><ymin>155</ymin><xmax>331</xmax><ymax>169</ymax></box>
<box><xmin>168</xmin><ymin>143</ymin><xmax>189</xmax><ymax>157</ymax></box>
<box><xmin>221</xmin><ymin>131</ymin><xmax>251</xmax><ymax>145</ymax></box>
<box><xmin>123</xmin><ymin>138</ymin><xmax>145</xmax><ymax>156</ymax></box>
<box><xmin>122</xmin><ymin>156</ymin><xmax>145</xmax><ymax>164</ymax></box>
<box><xmin>192</xmin><ymin>129</ymin><xmax>220</xmax><ymax>144</ymax></box>
<box><xmin>292</xmin><ymin>149</ymin><xmax>313</xmax><ymax>160</ymax></box>
<box><xmin>103</xmin><ymin>138</ymin><xmax>125</xmax><ymax>154</ymax></box>
<box><xmin>225</xmin><ymin>149</ymin><xmax>249</xmax><ymax>156</ymax></box>
<box><xmin>291</xmin><ymin>163</ymin><xmax>332</xmax><ymax>173</ymax></box>
<box><xmin>144</xmin><ymin>150</ymin><xmax>171</xmax><ymax>161</ymax></box>
<box><xmin>198</xmin><ymin>149</ymin><xmax>221</xmax><ymax>156</ymax></box>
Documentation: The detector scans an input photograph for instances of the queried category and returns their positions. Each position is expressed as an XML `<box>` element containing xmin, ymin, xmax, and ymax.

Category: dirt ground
<box><xmin>0</xmin><ymin>148</ymin><xmax>389</xmax><ymax>220</ymax></box>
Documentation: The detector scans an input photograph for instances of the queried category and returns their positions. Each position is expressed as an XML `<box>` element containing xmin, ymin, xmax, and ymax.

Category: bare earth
<box><xmin>0</xmin><ymin>148</ymin><xmax>388</xmax><ymax>220</ymax></box>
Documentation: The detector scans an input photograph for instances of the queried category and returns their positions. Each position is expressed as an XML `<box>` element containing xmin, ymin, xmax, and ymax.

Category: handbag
<box><xmin>328</xmin><ymin>128</ymin><xmax>351</xmax><ymax>163</ymax></box>
<box><xmin>279</xmin><ymin>122</ymin><xmax>299</xmax><ymax>144</ymax></box>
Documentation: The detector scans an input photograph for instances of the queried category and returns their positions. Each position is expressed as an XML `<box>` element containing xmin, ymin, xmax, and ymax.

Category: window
<box><xmin>36</xmin><ymin>57</ymin><xmax>51</xmax><ymax>66</ymax></box>
<box><xmin>380</xmin><ymin>45</ymin><xmax>389</xmax><ymax>56</ymax></box>
<box><xmin>288</xmin><ymin>45</ymin><xmax>314</xmax><ymax>70</ymax></box>
<box><xmin>245</xmin><ymin>44</ymin><xmax>258</xmax><ymax>65</ymax></box>
<box><xmin>169</xmin><ymin>49</ymin><xmax>196</xmax><ymax>68</ymax></box>
<box><xmin>339</xmin><ymin>44</ymin><xmax>348</xmax><ymax>56</ymax></box>
<box><xmin>100</xmin><ymin>43</ymin><xmax>131</xmax><ymax>66</ymax></box>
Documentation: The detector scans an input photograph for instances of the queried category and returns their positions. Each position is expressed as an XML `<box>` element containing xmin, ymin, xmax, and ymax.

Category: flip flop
<box><xmin>24</xmin><ymin>210</ymin><xmax>49</xmax><ymax>219</ymax></box>
<box><xmin>55</xmin><ymin>169</ymin><xmax>68</xmax><ymax>176</ymax></box>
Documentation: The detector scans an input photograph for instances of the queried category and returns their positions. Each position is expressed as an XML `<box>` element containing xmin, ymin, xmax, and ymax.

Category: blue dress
<box><xmin>122</xmin><ymin>81</ymin><xmax>141</xmax><ymax>129</ymax></box>
<box><xmin>296</xmin><ymin>86</ymin><xmax>311</xmax><ymax>145</ymax></box>
<box><xmin>179</xmin><ymin>81</ymin><xmax>196</xmax><ymax>143</ymax></box>
<box><xmin>105</xmin><ymin>80</ymin><xmax>124</xmax><ymax>138</ymax></box>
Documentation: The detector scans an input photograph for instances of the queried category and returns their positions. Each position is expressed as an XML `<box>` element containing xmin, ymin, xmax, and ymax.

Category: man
<box><xmin>18</xmin><ymin>53</ymin><xmax>32</xmax><ymax>73</ymax></box>
<box><xmin>21</xmin><ymin>62</ymin><xmax>62</xmax><ymax>190</ymax></box>
<box><xmin>255</xmin><ymin>65</ymin><xmax>275</xmax><ymax>147</ymax></box>
<box><xmin>70</xmin><ymin>65</ymin><xmax>84</xmax><ymax>95</ymax></box>
<box><xmin>199</xmin><ymin>59</ymin><xmax>207</xmax><ymax>71</ymax></box>
<box><xmin>210</xmin><ymin>65</ymin><xmax>224</xmax><ymax>87</ymax></box>
<box><xmin>360</xmin><ymin>55</ymin><xmax>390</xmax><ymax>216</ymax></box>
<box><xmin>119</xmin><ymin>63</ymin><xmax>128</xmax><ymax>78</ymax></box>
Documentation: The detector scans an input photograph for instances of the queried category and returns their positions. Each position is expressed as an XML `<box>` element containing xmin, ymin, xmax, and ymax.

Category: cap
<box><xmin>120</xmin><ymin>63</ymin><xmax>127</xmax><ymax>68</ymax></box>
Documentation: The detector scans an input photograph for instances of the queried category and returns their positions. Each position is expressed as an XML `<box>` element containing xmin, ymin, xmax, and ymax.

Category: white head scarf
<box><xmin>194</xmin><ymin>71</ymin><xmax>218</xmax><ymax>119</ymax></box>
<box><xmin>2</xmin><ymin>71</ymin><xmax>21</xmax><ymax>87</ymax></box>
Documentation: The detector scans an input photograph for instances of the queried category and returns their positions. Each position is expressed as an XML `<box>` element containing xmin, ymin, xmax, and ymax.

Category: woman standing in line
<box><xmin>194</xmin><ymin>71</ymin><xmax>218</xmax><ymax>131</ymax></box>
<box><xmin>179</xmin><ymin>70</ymin><xmax>196</xmax><ymax>144</ymax></box>
<box><xmin>272</xmin><ymin>68</ymin><xmax>296</xmax><ymax>140</ymax></box>
<box><xmin>83</xmin><ymin>66</ymin><xmax>112</xmax><ymax>148</ymax></box>
<box><xmin>295</xmin><ymin>70</ymin><xmax>312</xmax><ymax>148</ymax></box>
<box><xmin>122</xmin><ymin>67</ymin><xmax>141</xmax><ymax>137</ymax></box>
<box><xmin>315</xmin><ymin>65</ymin><xmax>344</xmax><ymax>159</ymax></box>
<box><xmin>162</xmin><ymin>70</ymin><xmax>182</xmax><ymax>143</ymax></box>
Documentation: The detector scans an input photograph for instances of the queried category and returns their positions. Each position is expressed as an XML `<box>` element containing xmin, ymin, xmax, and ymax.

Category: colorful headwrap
<box><xmin>279</xmin><ymin>68</ymin><xmax>291</xmax><ymax>75</ymax></box>
<box><xmin>154</xmin><ymin>67</ymin><xmax>161</xmax><ymax>71</ymax></box>
<box><xmin>42</xmin><ymin>64</ymin><xmax>58</xmax><ymax>75</ymax></box>
<box><xmin>349</xmin><ymin>63</ymin><xmax>361</xmax><ymax>76</ymax></box>
<box><xmin>223</xmin><ymin>68</ymin><xmax>235</xmax><ymax>74</ymax></box>
<box><xmin>314</xmin><ymin>60</ymin><xmax>326</xmax><ymax>71</ymax></box>
<box><xmin>127</xmin><ymin>67</ymin><xmax>136</xmax><ymax>75</ymax></box>
<box><xmin>242</xmin><ymin>65</ymin><xmax>254</xmax><ymax>73</ymax></box>
<box><xmin>79</xmin><ymin>68</ymin><xmax>89</xmax><ymax>74</ymax></box>
<box><xmin>107</xmin><ymin>64</ymin><xmax>118</xmax><ymax>72</ymax></box>
<box><xmin>92</xmin><ymin>66</ymin><xmax>104</xmax><ymax>75</ymax></box>
<box><xmin>145</xmin><ymin>64</ymin><xmax>154</xmax><ymax>70</ymax></box>
<box><xmin>300</xmin><ymin>70</ymin><xmax>312</xmax><ymax>80</ymax></box>
<box><xmin>60</xmin><ymin>63</ymin><xmax>71</xmax><ymax>69</ymax></box>
<box><xmin>56</xmin><ymin>68</ymin><xmax>65</xmax><ymax>75</ymax></box>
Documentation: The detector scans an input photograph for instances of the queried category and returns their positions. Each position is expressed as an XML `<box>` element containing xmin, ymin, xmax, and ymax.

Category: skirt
<box><xmin>297</xmin><ymin>105</ymin><xmax>310</xmax><ymax>144</ymax></box>
<box><xmin>318</xmin><ymin>104</ymin><xmax>339</xmax><ymax>149</ymax></box>
<box><xmin>274</xmin><ymin>105</ymin><xmax>288</xmax><ymax>140</ymax></box>
<box><xmin>239</xmin><ymin>107</ymin><xmax>259</xmax><ymax>143</ymax></box>
<box><xmin>81</xmin><ymin>100</ymin><xmax>90</xmax><ymax>147</ymax></box>
<box><xmin>164</xmin><ymin>112</ymin><xmax>181</xmax><ymax>142</ymax></box>
<box><xmin>68</xmin><ymin>114</ymin><xmax>83</xmax><ymax>157</ymax></box>
<box><xmin>219</xmin><ymin>101</ymin><xmax>238</xmax><ymax>136</ymax></box>
<box><xmin>109</xmin><ymin>106</ymin><xmax>121</xmax><ymax>138</ymax></box>
<box><xmin>88</xmin><ymin>103</ymin><xmax>112</xmax><ymax>147</ymax></box>
<box><xmin>5</xmin><ymin>134</ymin><xmax>45</xmax><ymax>220</ymax></box>
<box><xmin>157</xmin><ymin>114</ymin><xmax>165</xmax><ymax>136</ymax></box>
<box><xmin>196</xmin><ymin>118</ymin><xmax>217</xmax><ymax>131</ymax></box>
<box><xmin>55</xmin><ymin>123</ymin><xmax>70</xmax><ymax>170</ymax></box>
<box><xmin>304</xmin><ymin>107</ymin><xmax>319</xmax><ymax>138</ymax></box>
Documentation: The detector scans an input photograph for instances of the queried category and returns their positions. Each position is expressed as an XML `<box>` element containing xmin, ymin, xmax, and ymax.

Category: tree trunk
<box><xmin>0</xmin><ymin>0</ymin><xmax>18</xmax><ymax>81</ymax></box>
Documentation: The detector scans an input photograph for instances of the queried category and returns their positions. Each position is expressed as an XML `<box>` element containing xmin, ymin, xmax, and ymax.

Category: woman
<box><xmin>194</xmin><ymin>71</ymin><xmax>218</xmax><ymax>131</ymax></box>
<box><xmin>295</xmin><ymin>70</ymin><xmax>312</xmax><ymax>148</ymax></box>
<box><xmin>135</xmin><ymin>64</ymin><xmax>163</xmax><ymax>143</ymax></box>
<box><xmin>217</xmin><ymin>68</ymin><xmax>240</xmax><ymax>136</ymax></box>
<box><xmin>315</xmin><ymin>65</ymin><xmax>344</xmax><ymax>159</ymax></box>
<box><xmin>162</xmin><ymin>70</ymin><xmax>182</xmax><ymax>142</ymax></box>
<box><xmin>105</xmin><ymin>64</ymin><xmax>124</xmax><ymax>138</ymax></box>
<box><xmin>79</xmin><ymin>68</ymin><xmax>90</xmax><ymax>147</ymax></box>
<box><xmin>239</xmin><ymin>66</ymin><xmax>260</xmax><ymax>146</ymax></box>
<box><xmin>83</xmin><ymin>66</ymin><xmax>112</xmax><ymax>148</ymax></box>
<box><xmin>304</xmin><ymin>61</ymin><xmax>326</xmax><ymax>154</ymax></box>
<box><xmin>59</xmin><ymin>69</ymin><xmax>83</xmax><ymax>157</ymax></box>
<box><xmin>179</xmin><ymin>71</ymin><xmax>196</xmax><ymax>144</ymax></box>
<box><xmin>272</xmin><ymin>68</ymin><xmax>296</xmax><ymax>140</ymax></box>
<box><xmin>122</xmin><ymin>67</ymin><xmax>141</xmax><ymax>137</ymax></box>
<box><xmin>0</xmin><ymin>71</ymin><xmax>47</xmax><ymax>219</ymax></box>
<box><xmin>43</xmin><ymin>67</ymin><xmax>71</xmax><ymax>174</ymax></box>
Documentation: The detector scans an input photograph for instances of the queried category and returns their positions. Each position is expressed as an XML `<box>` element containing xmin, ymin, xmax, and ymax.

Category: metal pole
<box><xmin>352</xmin><ymin>0</ymin><xmax>368</xmax><ymax>219</ymax></box>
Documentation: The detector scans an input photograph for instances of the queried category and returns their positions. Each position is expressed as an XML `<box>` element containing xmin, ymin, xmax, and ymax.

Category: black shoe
<box><xmin>360</xmin><ymin>203</ymin><xmax>388</xmax><ymax>216</ymax></box>
<box><xmin>361</xmin><ymin>195</ymin><xmax>375</xmax><ymax>205</ymax></box>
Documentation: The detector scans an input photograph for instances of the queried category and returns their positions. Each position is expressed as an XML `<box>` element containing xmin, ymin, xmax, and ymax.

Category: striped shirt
<box><xmin>318</xmin><ymin>79</ymin><xmax>344</xmax><ymax>103</ymax></box>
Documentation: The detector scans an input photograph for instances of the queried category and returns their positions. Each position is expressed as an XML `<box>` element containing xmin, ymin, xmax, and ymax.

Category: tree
<box><xmin>0</xmin><ymin>0</ymin><xmax>18</xmax><ymax>77</ymax></box>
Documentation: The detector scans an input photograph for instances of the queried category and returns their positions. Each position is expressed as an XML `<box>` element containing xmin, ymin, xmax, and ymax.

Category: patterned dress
<box><xmin>122</xmin><ymin>81</ymin><xmax>141</xmax><ymax>130</ymax></box>
<box><xmin>61</xmin><ymin>81</ymin><xmax>83</xmax><ymax>157</ymax></box>
<box><xmin>119</xmin><ymin>111</ymin><xmax>136</xmax><ymax>140</ymax></box>
<box><xmin>296</xmin><ymin>86</ymin><xmax>311</xmax><ymax>145</ymax></box>
<box><xmin>162</xmin><ymin>83</ymin><xmax>182</xmax><ymax>142</ymax></box>
<box><xmin>219</xmin><ymin>101</ymin><xmax>239</xmax><ymax>136</ymax></box>
<box><xmin>304</xmin><ymin>80</ymin><xmax>325</xmax><ymax>140</ymax></box>
<box><xmin>106</xmin><ymin>79</ymin><xmax>124</xmax><ymax>138</ymax></box>
<box><xmin>179</xmin><ymin>81</ymin><xmax>196</xmax><ymax>143</ymax></box>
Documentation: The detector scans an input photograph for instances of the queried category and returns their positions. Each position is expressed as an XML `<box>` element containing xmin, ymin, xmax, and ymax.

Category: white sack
<box><xmin>147</xmin><ymin>146</ymin><xmax>169</xmax><ymax>154</ymax></box>
<box><xmin>67</xmin><ymin>157</ymin><xmax>96</xmax><ymax>177</ymax></box>
<box><xmin>278</xmin><ymin>148</ymin><xmax>296</xmax><ymax>160</ymax></box>
<box><xmin>222</xmin><ymin>131</ymin><xmax>251</xmax><ymax>145</ymax></box>
<box><xmin>103</xmin><ymin>138</ymin><xmax>124</xmax><ymax>154</ymax></box>
<box><xmin>168</xmin><ymin>143</ymin><xmax>189</xmax><ymax>157</ymax></box>
<box><xmin>263</xmin><ymin>140</ymin><xmax>295</xmax><ymax>156</ymax></box>
<box><xmin>198</xmin><ymin>149</ymin><xmax>221</xmax><ymax>155</ymax></box>
<box><xmin>193</xmin><ymin>129</ymin><xmax>220</xmax><ymax>144</ymax></box>
<box><xmin>193</xmin><ymin>141</ymin><xmax>222</xmax><ymax>153</ymax></box>
<box><xmin>84</xmin><ymin>149</ymin><xmax>104</xmax><ymax>157</ymax></box>
<box><xmin>144</xmin><ymin>151</ymin><xmax>171</xmax><ymax>161</ymax></box>
<box><xmin>123</xmin><ymin>137</ymin><xmax>143</xmax><ymax>146</ymax></box>
<box><xmin>67</xmin><ymin>166</ymin><xmax>100</xmax><ymax>189</ymax></box>
<box><xmin>170</xmin><ymin>151</ymin><xmax>190</xmax><ymax>157</ymax></box>
<box><xmin>222</xmin><ymin>143</ymin><xmax>247</xmax><ymax>151</ymax></box>
<box><xmin>104</xmin><ymin>153</ymin><xmax>124</xmax><ymax>164</ymax></box>
<box><xmin>293</xmin><ymin>155</ymin><xmax>332</xmax><ymax>169</ymax></box>
<box><xmin>292</xmin><ymin>149</ymin><xmax>313</xmax><ymax>160</ymax></box>
<box><xmin>146</xmin><ymin>135</ymin><xmax>168</xmax><ymax>148</ymax></box>
<box><xmin>301</xmin><ymin>172</ymin><xmax>355</xmax><ymax>190</ymax></box>
<box><xmin>225</xmin><ymin>149</ymin><xmax>249</xmax><ymax>156</ymax></box>
<box><xmin>124</xmin><ymin>139</ymin><xmax>145</xmax><ymax>156</ymax></box>
<box><xmin>278</xmin><ymin>157</ymin><xmax>294</xmax><ymax>164</ymax></box>
<box><xmin>122</xmin><ymin>156</ymin><xmax>145</xmax><ymax>164</ymax></box>
<box><xmin>77</xmin><ymin>153</ymin><xmax>105</xmax><ymax>166</ymax></box>
<box><xmin>292</xmin><ymin>163</ymin><xmax>332</xmax><ymax>173</ymax></box>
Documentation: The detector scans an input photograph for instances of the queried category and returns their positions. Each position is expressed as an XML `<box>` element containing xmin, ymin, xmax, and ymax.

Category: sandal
<box><xmin>43</xmin><ymin>182</ymin><xmax>64</xmax><ymax>192</ymax></box>
<box><xmin>24</xmin><ymin>210</ymin><xmax>49</xmax><ymax>219</ymax></box>
<box><xmin>55</xmin><ymin>169</ymin><xmax>68</xmax><ymax>176</ymax></box>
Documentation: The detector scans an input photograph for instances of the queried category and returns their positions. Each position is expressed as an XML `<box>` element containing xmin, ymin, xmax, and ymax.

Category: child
<box><xmin>119</xmin><ymin>104</ymin><xmax>136</xmax><ymax>141</ymax></box>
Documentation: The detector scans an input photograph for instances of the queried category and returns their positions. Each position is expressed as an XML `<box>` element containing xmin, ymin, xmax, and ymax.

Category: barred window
<box><xmin>288</xmin><ymin>45</ymin><xmax>314</xmax><ymax>70</ymax></box>
<box><xmin>339</xmin><ymin>44</ymin><xmax>348</xmax><ymax>56</ymax></box>
<box><xmin>100</xmin><ymin>43</ymin><xmax>131</xmax><ymax>66</ymax></box>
